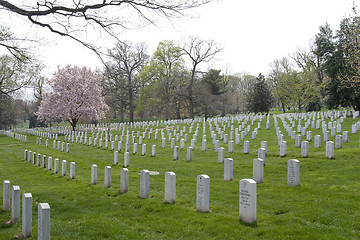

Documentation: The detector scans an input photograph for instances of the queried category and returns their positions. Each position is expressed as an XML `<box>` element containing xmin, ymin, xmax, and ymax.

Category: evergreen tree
<box><xmin>246</xmin><ymin>73</ymin><xmax>272</xmax><ymax>113</ymax></box>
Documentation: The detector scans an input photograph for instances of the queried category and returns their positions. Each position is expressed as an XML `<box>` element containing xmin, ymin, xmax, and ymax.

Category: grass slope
<box><xmin>1</xmin><ymin>115</ymin><xmax>360</xmax><ymax>239</ymax></box>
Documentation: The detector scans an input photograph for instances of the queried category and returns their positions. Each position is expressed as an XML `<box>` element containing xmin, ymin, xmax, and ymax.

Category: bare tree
<box><xmin>105</xmin><ymin>41</ymin><xmax>149</xmax><ymax>122</ymax></box>
<box><xmin>181</xmin><ymin>36</ymin><xmax>222</xmax><ymax>118</ymax></box>
<box><xmin>0</xmin><ymin>0</ymin><xmax>211</xmax><ymax>59</ymax></box>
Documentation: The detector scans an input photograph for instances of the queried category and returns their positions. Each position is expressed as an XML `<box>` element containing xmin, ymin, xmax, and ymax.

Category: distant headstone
<box><xmin>187</xmin><ymin>147</ymin><xmax>193</xmax><ymax>161</ymax></box>
<box><xmin>54</xmin><ymin>159</ymin><xmax>59</xmax><ymax>174</ymax></box>
<box><xmin>151</xmin><ymin>145</ymin><xmax>156</xmax><ymax>157</ymax></box>
<box><xmin>70</xmin><ymin>162</ymin><xmax>75</xmax><ymax>179</ymax></box>
<box><xmin>326</xmin><ymin>141</ymin><xmax>334</xmax><ymax>159</ymax></box>
<box><xmin>228</xmin><ymin>140</ymin><xmax>234</xmax><ymax>153</ymax></box>
<box><xmin>124</xmin><ymin>152</ymin><xmax>129</xmax><ymax>167</ymax></box>
<box><xmin>196</xmin><ymin>175</ymin><xmax>210</xmax><ymax>212</ymax></box>
<box><xmin>258</xmin><ymin>148</ymin><xmax>266</xmax><ymax>165</ymax></box>
<box><xmin>253</xmin><ymin>158</ymin><xmax>264</xmax><ymax>183</ymax></box>
<box><xmin>61</xmin><ymin>160</ymin><xmax>67</xmax><ymax>177</ymax></box>
<box><xmin>244</xmin><ymin>141</ymin><xmax>250</xmax><ymax>154</ymax></box>
<box><xmin>91</xmin><ymin>164</ymin><xmax>97</xmax><ymax>185</ymax></box>
<box><xmin>214</xmin><ymin>140</ymin><xmax>219</xmax><ymax>152</ymax></box>
<box><xmin>239</xmin><ymin>179</ymin><xmax>257</xmax><ymax>224</ymax></box>
<box><xmin>114</xmin><ymin>151</ymin><xmax>119</xmax><ymax>165</ymax></box>
<box><xmin>120</xmin><ymin>168</ymin><xmax>129</xmax><ymax>193</ymax></box>
<box><xmin>287</xmin><ymin>159</ymin><xmax>300</xmax><ymax>186</ymax></box>
<box><xmin>335</xmin><ymin>135</ymin><xmax>342</xmax><ymax>149</ymax></box>
<box><xmin>142</xmin><ymin>144</ymin><xmax>146</xmax><ymax>156</ymax></box>
<box><xmin>218</xmin><ymin>147</ymin><xmax>225</xmax><ymax>163</ymax></box>
<box><xmin>133</xmin><ymin>143</ymin><xmax>137</xmax><ymax>155</ymax></box>
<box><xmin>301</xmin><ymin>141</ymin><xmax>309</xmax><ymax>157</ymax></box>
<box><xmin>314</xmin><ymin>135</ymin><xmax>321</xmax><ymax>148</ymax></box>
<box><xmin>224</xmin><ymin>158</ymin><xmax>233</xmax><ymax>181</ymax></box>
<box><xmin>280</xmin><ymin>141</ymin><xmax>287</xmax><ymax>157</ymax></box>
<box><xmin>295</xmin><ymin>135</ymin><xmax>301</xmax><ymax>148</ymax></box>
<box><xmin>47</xmin><ymin>157</ymin><xmax>52</xmax><ymax>171</ymax></box>
<box><xmin>174</xmin><ymin>146</ymin><xmax>179</xmax><ymax>160</ymax></box>
<box><xmin>104</xmin><ymin>166</ymin><xmax>112</xmax><ymax>188</ymax></box>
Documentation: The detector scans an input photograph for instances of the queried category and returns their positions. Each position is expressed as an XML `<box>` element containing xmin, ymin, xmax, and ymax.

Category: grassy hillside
<box><xmin>1</xmin><ymin>114</ymin><xmax>360</xmax><ymax>239</ymax></box>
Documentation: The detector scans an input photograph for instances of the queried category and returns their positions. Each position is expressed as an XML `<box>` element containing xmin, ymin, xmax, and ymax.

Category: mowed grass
<box><xmin>1</xmin><ymin>114</ymin><xmax>360</xmax><ymax>239</ymax></box>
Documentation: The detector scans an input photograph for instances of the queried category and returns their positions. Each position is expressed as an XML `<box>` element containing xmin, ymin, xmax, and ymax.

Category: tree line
<box><xmin>1</xmin><ymin>6</ymin><xmax>360</xmax><ymax>129</ymax></box>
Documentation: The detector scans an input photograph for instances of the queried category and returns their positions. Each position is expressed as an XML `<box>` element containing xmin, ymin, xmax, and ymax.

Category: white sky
<box><xmin>0</xmin><ymin>0</ymin><xmax>356</xmax><ymax>77</ymax></box>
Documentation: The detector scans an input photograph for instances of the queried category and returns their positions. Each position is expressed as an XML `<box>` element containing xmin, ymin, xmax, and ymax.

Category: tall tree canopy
<box><xmin>37</xmin><ymin>65</ymin><xmax>109</xmax><ymax>130</ymax></box>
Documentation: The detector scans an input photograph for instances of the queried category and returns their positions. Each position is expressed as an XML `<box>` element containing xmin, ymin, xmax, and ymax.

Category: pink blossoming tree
<box><xmin>37</xmin><ymin>65</ymin><xmax>109</xmax><ymax>130</ymax></box>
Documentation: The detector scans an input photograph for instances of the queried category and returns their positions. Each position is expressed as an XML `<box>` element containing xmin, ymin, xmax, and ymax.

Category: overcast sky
<box><xmin>0</xmin><ymin>0</ymin><xmax>356</xmax><ymax>77</ymax></box>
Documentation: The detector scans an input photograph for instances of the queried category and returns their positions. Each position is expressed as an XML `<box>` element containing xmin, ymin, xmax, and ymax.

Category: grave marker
<box><xmin>224</xmin><ymin>158</ymin><xmax>233</xmax><ymax>181</ymax></box>
<box><xmin>140</xmin><ymin>170</ymin><xmax>150</xmax><ymax>198</ymax></box>
<box><xmin>165</xmin><ymin>172</ymin><xmax>176</xmax><ymax>204</ymax></box>
<box><xmin>196</xmin><ymin>175</ymin><xmax>210</xmax><ymax>212</ymax></box>
<box><xmin>239</xmin><ymin>179</ymin><xmax>257</xmax><ymax>224</ymax></box>
<box><xmin>104</xmin><ymin>166</ymin><xmax>112</xmax><ymax>188</ymax></box>
<box><xmin>22</xmin><ymin>193</ymin><xmax>32</xmax><ymax>237</ymax></box>
<box><xmin>38</xmin><ymin>203</ymin><xmax>50</xmax><ymax>240</ymax></box>
<box><xmin>253</xmin><ymin>158</ymin><xmax>264</xmax><ymax>183</ymax></box>
<box><xmin>91</xmin><ymin>164</ymin><xmax>97</xmax><ymax>185</ymax></box>
<box><xmin>287</xmin><ymin>159</ymin><xmax>300</xmax><ymax>186</ymax></box>
<box><xmin>120</xmin><ymin>168</ymin><xmax>129</xmax><ymax>193</ymax></box>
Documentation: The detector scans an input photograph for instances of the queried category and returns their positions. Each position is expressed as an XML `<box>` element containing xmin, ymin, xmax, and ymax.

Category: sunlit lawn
<box><xmin>1</xmin><ymin>113</ymin><xmax>360</xmax><ymax>239</ymax></box>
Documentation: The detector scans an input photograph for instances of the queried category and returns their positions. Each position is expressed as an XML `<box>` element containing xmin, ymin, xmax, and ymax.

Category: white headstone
<box><xmin>3</xmin><ymin>180</ymin><xmax>10</xmax><ymax>211</ymax></box>
<box><xmin>142</xmin><ymin>144</ymin><xmax>146</xmax><ymax>156</ymax></box>
<box><xmin>151</xmin><ymin>145</ymin><xmax>156</xmax><ymax>157</ymax></box>
<box><xmin>22</xmin><ymin>193</ymin><xmax>32</xmax><ymax>237</ymax></box>
<box><xmin>224</xmin><ymin>158</ymin><xmax>233</xmax><ymax>181</ymax></box>
<box><xmin>326</xmin><ymin>141</ymin><xmax>334</xmax><ymax>159</ymax></box>
<box><xmin>196</xmin><ymin>175</ymin><xmax>210</xmax><ymax>212</ymax></box>
<box><xmin>38</xmin><ymin>203</ymin><xmax>50</xmax><ymax>240</ymax></box>
<box><xmin>91</xmin><ymin>164</ymin><xmax>97</xmax><ymax>185</ymax></box>
<box><xmin>258</xmin><ymin>148</ymin><xmax>266</xmax><ymax>165</ymax></box>
<box><xmin>54</xmin><ymin>159</ymin><xmax>59</xmax><ymax>174</ymax></box>
<box><xmin>61</xmin><ymin>160</ymin><xmax>67</xmax><ymax>177</ymax></box>
<box><xmin>244</xmin><ymin>141</ymin><xmax>249</xmax><ymax>154</ymax></box>
<box><xmin>218</xmin><ymin>147</ymin><xmax>224</xmax><ymax>163</ymax></box>
<box><xmin>173</xmin><ymin>146</ymin><xmax>179</xmax><ymax>160</ymax></box>
<box><xmin>187</xmin><ymin>147</ymin><xmax>193</xmax><ymax>161</ymax></box>
<box><xmin>133</xmin><ymin>143</ymin><xmax>137</xmax><ymax>155</ymax></box>
<box><xmin>314</xmin><ymin>135</ymin><xmax>321</xmax><ymax>148</ymax></box>
<box><xmin>335</xmin><ymin>135</ymin><xmax>342</xmax><ymax>148</ymax></box>
<box><xmin>165</xmin><ymin>172</ymin><xmax>176</xmax><ymax>204</ymax></box>
<box><xmin>140</xmin><ymin>170</ymin><xmax>150</xmax><ymax>198</ymax></box>
<box><xmin>104</xmin><ymin>166</ymin><xmax>112</xmax><ymax>188</ymax></box>
<box><xmin>120</xmin><ymin>168</ymin><xmax>129</xmax><ymax>193</ymax></box>
<box><xmin>47</xmin><ymin>157</ymin><xmax>52</xmax><ymax>171</ymax></box>
<box><xmin>280</xmin><ymin>141</ymin><xmax>287</xmax><ymax>157</ymax></box>
<box><xmin>253</xmin><ymin>158</ymin><xmax>264</xmax><ymax>183</ymax></box>
<box><xmin>295</xmin><ymin>135</ymin><xmax>301</xmax><ymax>148</ymax></box>
<box><xmin>70</xmin><ymin>162</ymin><xmax>75</xmax><ymax>179</ymax></box>
<box><xmin>301</xmin><ymin>141</ymin><xmax>309</xmax><ymax>157</ymax></box>
<box><xmin>11</xmin><ymin>185</ymin><xmax>20</xmax><ymax>223</ymax></box>
<box><xmin>239</xmin><ymin>179</ymin><xmax>257</xmax><ymax>224</ymax></box>
<box><xmin>124</xmin><ymin>152</ymin><xmax>129</xmax><ymax>167</ymax></box>
<box><xmin>287</xmin><ymin>159</ymin><xmax>300</xmax><ymax>186</ymax></box>
<box><xmin>228</xmin><ymin>140</ymin><xmax>234</xmax><ymax>153</ymax></box>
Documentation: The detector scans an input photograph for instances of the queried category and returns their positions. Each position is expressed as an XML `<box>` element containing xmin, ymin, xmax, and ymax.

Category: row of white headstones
<box><xmin>2</xmin><ymin>180</ymin><xmax>50</xmax><ymax>239</ymax></box>
<box><xmin>21</xmin><ymin>146</ymin><xmax>302</xmax><ymax>226</ymax></box>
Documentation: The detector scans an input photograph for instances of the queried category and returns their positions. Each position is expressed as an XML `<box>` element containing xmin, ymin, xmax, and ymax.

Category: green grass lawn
<box><xmin>1</xmin><ymin>114</ymin><xmax>360</xmax><ymax>239</ymax></box>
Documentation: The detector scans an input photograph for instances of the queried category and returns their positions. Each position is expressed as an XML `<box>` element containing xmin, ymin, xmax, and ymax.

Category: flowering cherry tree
<box><xmin>37</xmin><ymin>65</ymin><xmax>108</xmax><ymax>130</ymax></box>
